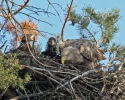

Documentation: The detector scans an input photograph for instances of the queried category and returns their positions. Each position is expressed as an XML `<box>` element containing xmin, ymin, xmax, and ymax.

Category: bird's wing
<box><xmin>79</xmin><ymin>40</ymin><xmax>106</xmax><ymax>61</ymax></box>
<box><xmin>59</xmin><ymin>39</ymin><xmax>106</xmax><ymax>61</ymax></box>
<box><xmin>60</xmin><ymin>39</ymin><xmax>92</xmax><ymax>60</ymax></box>
<box><xmin>79</xmin><ymin>40</ymin><xmax>94</xmax><ymax>61</ymax></box>
<box><xmin>92</xmin><ymin>45</ymin><xmax>106</xmax><ymax>60</ymax></box>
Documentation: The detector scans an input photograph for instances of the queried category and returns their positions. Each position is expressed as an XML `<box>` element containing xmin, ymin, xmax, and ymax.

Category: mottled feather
<box><xmin>60</xmin><ymin>39</ymin><xmax>106</xmax><ymax>64</ymax></box>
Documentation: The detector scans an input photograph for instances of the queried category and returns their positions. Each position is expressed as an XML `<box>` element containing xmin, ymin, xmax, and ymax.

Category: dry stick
<box><xmin>69</xmin><ymin>81</ymin><xmax>78</xmax><ymax>100</ymax></box>
<box><xmin>8</xmin><ymin>1</ymin><xmax>54</xmax><ymax>26</ymax></box>
<box><xmin>18</xmin><ymin>54</ymin><xmax>66</xmax><ymax>68</ymax></box>
<box><xmin>56</xmin><ymin>69</ymin><xmax>97</xmax><ymax>91</ymax></box>
<box><xmin>5</xmin><ymin>0</ymin><xmax>20</xmax><ymax>48</ymax></box>
<box><xmin>19</xmin><ymin>12</ymin><xmax>53</xmax><ymax>26</ymax></box>
<box><xmin>73</xmin><ymin>83</ymin><xmax>86</xmax><ymax>100</ymax></box>
<box><xmin>23</xmin><ymin>88</ymin><xmax>30</xmax><ymax>100</ymax></box>
<box><xmin>0</xmin><ymin>40</ymin><xmax>7</xmax><ymax>49</ymax></box>
<box><xmin>0</xmin><ymin>4</ymin><xmax>10</xmax><ymax>18</ymax></box>
<box><xmin>17</xmin><ymin>54</ymin><xmax>67</xmax><ymax>69</ymax></box>
<box><xmin>33</xmin><ymin>67</ymin><xmax>65</xmax><ymax>82</ymax></box>
<box><xmin>5</xmin><ymin>0</ymin><xmax>13</xmax><ymax>17</ymax></box>
<box><xmin>61</xmin><ymin>0</ymin><xmax>74</xmax><ymax>42</ymax></box>
<box><xmin>24</xmin><ymin>65</ymin><xmax>62</xmax><ymax>84</ymax></box>
<box><xmin>0</xmin><ymin>86</ymin><xmax>9</xmax><ymax>99</ymax></box>
<box><xmin>24</xmin><ymin>65</ymin><xmax>73</xmax><ymax>95</ymax></box>
<box><xmin>5</xmin><ymin>0</ymin><xmax>29</xmax><ymax>48</ymax></box>
<box><xmin>47</xmin><ymin>0</ymin><xmax>62</xmax><ymax>23</ymax></box>
<box><xmin>0</xmin><ymin>19</ymin><xmax>8</xmax><ymax>32</ymax></box>
<box><xmin>56</xmin><ymin>57</ymin><xmax>119</xmax><ymax>91</ymax></box>
<box><xmin>13</xmin><ymin>0</ymin><xmax>29</xmax><ymax>15</ymax></box>
<box><xmin>10</xmin><ymin>92</ymin><xmax>43</xmax><ymax>100</ymax></box>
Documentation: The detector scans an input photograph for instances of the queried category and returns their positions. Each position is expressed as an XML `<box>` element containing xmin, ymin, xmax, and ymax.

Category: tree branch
<box><xmin>13</xmin><ymin>0</ymin><xmax>29</xmax><ymax>15</ymax></box>
<box><xmin>61</xmin><ymin>0</ymin><xmax>74</xmax><ymax>42</ymax></box>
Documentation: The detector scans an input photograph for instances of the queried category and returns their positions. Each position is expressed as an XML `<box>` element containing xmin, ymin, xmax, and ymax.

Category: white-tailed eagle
<box><xmin>59</xmin><ymin>39</ymin><xmax>106</xmax><ymax>69</ymax></box>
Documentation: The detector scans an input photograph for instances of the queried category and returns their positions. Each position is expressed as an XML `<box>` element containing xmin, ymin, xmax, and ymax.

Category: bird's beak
<box><xmin>30</xmin><ymin>35</ymin><xmax>35</xmax><ymax>41</ymax></box>
<box><xmin>61</xmin><ymin>56</ymin><xmax>66</xmax><ymax>64</ymax></box>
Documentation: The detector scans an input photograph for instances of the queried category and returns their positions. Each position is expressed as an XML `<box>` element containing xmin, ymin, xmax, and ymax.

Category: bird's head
<box><xmin>48</xmin><ymin>37</ymin><xmax>57</xmax><ymax>47</ymax></box>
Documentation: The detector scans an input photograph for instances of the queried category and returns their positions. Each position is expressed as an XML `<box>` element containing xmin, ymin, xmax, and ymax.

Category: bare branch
<box><xmin>13</xmin><ymin>0</ymin><xmax>29</xmax><ymax>15</ymax></box>
<box><xmin>61</xmin><ymin>0</ymin><xmax>74</xmax><ymax>42</ymax></box>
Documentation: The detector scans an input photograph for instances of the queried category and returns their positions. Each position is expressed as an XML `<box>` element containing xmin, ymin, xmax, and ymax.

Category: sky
<box><xmin>3</xmin><ymin>0</ymin><xmax>125</xmax><ymax>51</ymax></box>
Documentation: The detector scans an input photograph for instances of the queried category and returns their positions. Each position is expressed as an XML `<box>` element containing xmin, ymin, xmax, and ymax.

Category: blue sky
<box><xmin>5</xmin><ymin>0</ymin><xmax>125</xmax><ymax>51</ymax></box>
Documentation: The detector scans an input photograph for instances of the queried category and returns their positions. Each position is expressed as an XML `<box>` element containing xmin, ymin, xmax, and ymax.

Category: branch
<box><xmin>61</xmin><ymin>0</ymin><xmax>74</xmax><ymax>42</ymax></box>
<box><xmin>97</xmin><ymin>24</ymin><xmax>104</xmax><ymax>45</ymax></box>
<box><xmin>85</xmin><ymin>27</ymin><xmax>97</xmax><ymax>44</ymax></box>
<box><xmin>10</xmin><ymin>92</ymin><xmax>43</xmax><ymax>100</ymax></box>
<box><xmin>0</xmin><ymin>40</ymin><xmax>7</xmax><ymax>49</ymax></box>
<box><xmin>24</xmin><ymin>65</ymin><xmax>73</xmax><ymax>95</ymax></box>
<box><xmin>56</xmin><ymin>69</ymin><xmax>97</xmax><ymax>91</ymax></box>
<box><xmin>13</xmin><ymin>0</ymin><xmax>29</xmax><ymax>15</ymax></box>
<box><xmin>47</xmin><ymin>0</ymin><xmax>62</xmax><ymax>23</ymax></box>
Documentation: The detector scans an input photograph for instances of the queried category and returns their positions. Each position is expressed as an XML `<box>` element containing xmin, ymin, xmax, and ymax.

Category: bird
<box><xmin>21</xmin><ymin>34</ymin><xmax>35</xmax><ymax>44</ymax></box>
<box><xmin>8</xmin><ymin>34</ymin><xmax>36</xmax><ymax>54</ymax></box>
<box><xmin>59</xmin><ymin>39</ymin><xmax>106</xmax><ymax>70</ymax></box>
<box><xmin>18</xmin><ymin>34</ymin><xmax>35</xmax><ymax>52</ymax></box>
<box><xmin>41</xmin><ymin>37</ymin><xmax>61</xmax><ymax>63</ymax></box>
<box><xmin>42</xmin><ymin>37</ymin><xmax>57</xmax><ymax>58</ymax></box>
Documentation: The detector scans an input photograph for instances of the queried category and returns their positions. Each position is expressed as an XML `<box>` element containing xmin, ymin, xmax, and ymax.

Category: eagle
<box><xmin>18</xmin><ymin>34</ymin><xmax>35</xmax><ymax>51</ymax></box>
<box><xmin>41</xmin><ymin>37</ymin><xmax>61</xmax><ymax>63</ymax></box>
<box><xmin>42</xmin><ymin>37</ymin><xmax>57</xmax><ymax>58</ymax></box>
<box><xmin>59</xmin><ymin>39</ymin><xmax>106</xmax><ymax>70</ymax></box>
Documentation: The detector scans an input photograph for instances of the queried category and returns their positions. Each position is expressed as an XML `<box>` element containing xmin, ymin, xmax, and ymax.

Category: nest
<box><xmin>1</xmin><ymin>43</ymin><xmax>125</xmax><ymax>100</ymax></box>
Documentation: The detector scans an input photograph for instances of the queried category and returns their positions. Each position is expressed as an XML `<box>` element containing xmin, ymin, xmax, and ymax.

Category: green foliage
<box><xmin>34</xmin><ymin>43</ymin><xmax>42</xmax><ymax>56</ymax></box>
<box><xmin>68</xmin><ymin>5</ymin><xmax>120</xmax><ymax>51</ymax></box>
<box><xmin>69</xmin><ymin>10</ymin><xmax>90</xmax><ymax>29</ymax></box>
<box><xmin>110</xmin><ymin>43</ymin><xmax>125</xmax><ymax>59</ymax></box>
<box><xmin>0</xmin><ymin>54</ymin><xmax>31</xmax><ymax>90</ymax></box>
<box><xmin>55</xmin><ymin>34</ymin><xmax>61</xmax><ymax>54</ymax></box>
<box><xmin>69</xmin><ymin>10</ymin><xmax>81</xmax><ymax>26</ymax></box>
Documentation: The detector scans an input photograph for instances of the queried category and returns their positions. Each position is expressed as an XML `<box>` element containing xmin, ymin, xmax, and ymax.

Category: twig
<box><xmin>74</xmin><ymin>83</ymin><xmax>86</xmax><ymax>100</ymax></box>
<box><xmin>0</xmin><ymin>86</ymin><xmax>9</xmax><ymax>99</ymax></box>
<box><xmin>85</xmin><ymin>27</ymin><xmax>97</xmax><ymax>44</ymax></box>
<box><xmin>33</xmin><ymin>67</ymin><xmax>64</xmax><ymax>82</ymax></box>
<box><xmin>56</xmin><ymin>69</ymin><xmax>97</xmax><ymax>91</ymax></box>
<box><xmin>47</xmin><ymin>0</ymin><xmax>63</xmax><ymax>23</ymax></box>
<box><xmin>13</xmin><ymin>0</ymin><xmax>29</xmax><ymax>15</ymax></box>
<box><xmin>23</xmin><ymin>88</ymin><xmax>30</xmax><ymax>100</ymax></box>
<box><xmin>16</xmin><ymin>54</ymin><xmax>67</xmax><ymax>68</ymax></box>
<box><xmin>10</xmin><ymin>92</ymin><xmax>43</xmax><ymax>100</ymax></box>
<box><xmin>0</xmin><ymin>40</ymin><xmax>7</xmax><ymax>49</ymax></box>
<box><xmin>24</xmin><ymin>65</ymin><xmax>73</xmax><ymax>95</ymax></box>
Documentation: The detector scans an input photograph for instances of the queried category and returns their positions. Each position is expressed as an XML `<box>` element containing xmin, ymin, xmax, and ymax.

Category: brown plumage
<box><xmin>41</xmin><ymin>37</ymin><xmax>61</xmax><ymax>63</ymax></box>
<box><xmin>42</xmin><ymin>37</ymin><xmax>57</xmax><ymax>58</ymax></box>
<box><xmin>59</xmin><ymin>39</ymin><xmax>106</xmax><ymax>69</ymax></box>
<box><xmin>9</xmin><ymin>34</ymin><xmax>35</xmax><ymax>53</ymax></box>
